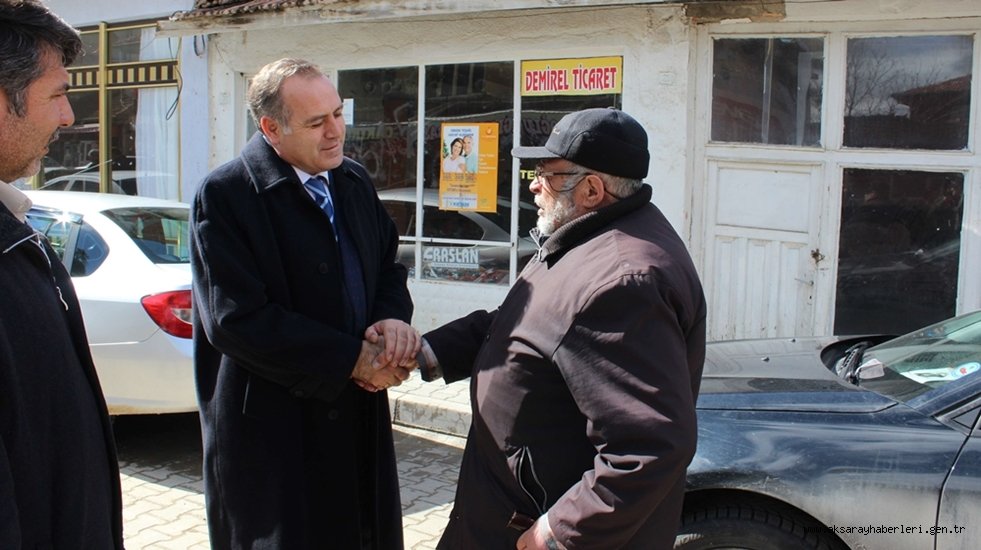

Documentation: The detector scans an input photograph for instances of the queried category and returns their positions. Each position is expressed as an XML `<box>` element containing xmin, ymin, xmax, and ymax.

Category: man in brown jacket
<box><xmin>410</xmin><ymin>108</ymin><xmax>707</xmax><ymax>549</ymax></box>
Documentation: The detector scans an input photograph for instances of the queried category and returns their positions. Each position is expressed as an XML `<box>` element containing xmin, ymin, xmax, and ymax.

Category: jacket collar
<box><xmin>239</xmin><ymin>132</ymin><xmax>367</xmax><ymax>195</ymax></box>
<box><xmin>0</xmin><ymin>200</ymin><xmax>34</xmax><ymax>254</ymax></box>
<box><xmin>532</xmin><ymin>184</ymin><xmax>653</xmax><ymax>263</ymax></box>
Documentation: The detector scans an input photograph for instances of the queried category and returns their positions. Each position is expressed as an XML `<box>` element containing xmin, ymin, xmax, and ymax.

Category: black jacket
<box><xmin>190</xmin><ymin>133</ymin><xmax>413</xmax><ymax>549</ymax></box>
<box><xmin>0</xmin><ymin>200</ymin><xmax>123</xmax><ymax>549</ymax></box>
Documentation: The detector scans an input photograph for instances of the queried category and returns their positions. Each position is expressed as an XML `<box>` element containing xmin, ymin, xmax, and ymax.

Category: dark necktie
<box><xmin>304</xmin><ymin>175</ymin><xmax>367</xmax><ymax>332</ymax></box>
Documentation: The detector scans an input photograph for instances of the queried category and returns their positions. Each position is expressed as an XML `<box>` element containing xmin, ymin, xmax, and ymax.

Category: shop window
<box><xmin>35</xmin><ymin>22</ymin><xmax>181</xmax><ymax>200</ymax></box>
<box><xmin>44</xmin><ymin>90</ymin><xmax>98</xmax><ymax>180</ymax></box>
<box><xmin>418</xmin><ymin>61</ymin><xmax>514</xmax><ymax>284</ymax></box>
<box><xmin>835</xmin><ymin>169</ymin><xmax>963</xmax><ymax>335</ymax></box>
<box><xmin>77</xmin><ymin>31</ymin><xmax>99</xmax><ymax>67</ymax></box>
<box><xmin>711</xmin><ymin>37</ymin><xmax>823</xmax><ymax>146</ymax></box>
<box><xmin>338</xmin><ymin>66</ymin><xmax>418</xmax><ymax>194</ymax></box>
<box><xmin>108</xmin><ymin>26</ymin><xmax>176</xmax><ymax>63</ymax></box>
<box><xmin>109</xmin><ymin>87</ymin><xmax>180</xmax><ymax>198</ymax></box>
<box><xmin>340</xmin><ymin>57</ymin><xmax>622</xmax><ymax>286</ymax></box>
<box><xmin>844</xmin><ymin>35</ymin><xmax>973</xmax><ymax>150</ymax></box>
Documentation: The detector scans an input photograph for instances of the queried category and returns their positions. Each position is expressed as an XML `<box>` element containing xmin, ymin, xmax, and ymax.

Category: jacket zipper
<box><xmin>516</xmin><ymin>446</ymin><xmax>548</xmax><ymax>515</ymax></box>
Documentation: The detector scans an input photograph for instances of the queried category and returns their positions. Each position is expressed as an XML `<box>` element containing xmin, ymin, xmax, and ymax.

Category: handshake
<box><xmin>351</xmin><ymin>319</ymin><xmax>421</xmax><ymax>392</ymax></box>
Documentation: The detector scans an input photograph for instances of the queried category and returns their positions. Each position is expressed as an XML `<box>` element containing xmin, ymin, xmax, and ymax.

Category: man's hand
<box><xmin>351</xmin><ymin>338</ymin><xmax>411</xmax><ymax>392</ymax></box>
<box><xmin>516</xmin><ymin>516</ymin><xmax>564</xmax><ymax>550</ymax></box>
<box><xmin>364</xmin><ymin>319</ymin><xmax>421</xmax><ymax>369</ymax></box>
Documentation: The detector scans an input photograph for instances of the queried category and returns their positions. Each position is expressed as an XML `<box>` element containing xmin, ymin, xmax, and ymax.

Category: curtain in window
<box><xmin>135</xmin><ymin>27</ymin><xmax>179</xmax><ymax>199</ymax></box>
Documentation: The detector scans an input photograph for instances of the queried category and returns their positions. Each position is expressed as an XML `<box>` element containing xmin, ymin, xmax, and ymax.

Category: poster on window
<box><xmin>438</xmin><ymin>122</ymin><xmax>499</xmax><ymax>213</ymax></box>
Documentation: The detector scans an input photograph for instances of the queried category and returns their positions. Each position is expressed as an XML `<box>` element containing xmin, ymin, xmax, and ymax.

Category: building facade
<box><xmin>39</xmin><ymin>0</ymin><xmax>209</xmax><ymax>202</ymax></box>
<box><xmin>161</xmin><ymin>0</ymin><xmax>981</xmax><ymax>339</ymax></box>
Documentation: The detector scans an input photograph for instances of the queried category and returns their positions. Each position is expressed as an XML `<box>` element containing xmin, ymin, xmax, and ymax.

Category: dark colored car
<box><xmin>677</xmin><ymin>310</ymin><xmax>981</xmax><ymax>550</ymax></box>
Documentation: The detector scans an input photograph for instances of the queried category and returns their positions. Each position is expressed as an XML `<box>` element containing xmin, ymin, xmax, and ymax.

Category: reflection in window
<box><xmin>41</xmin><ymin>91</ymin><xmax>98</xmax><ymax>184</ymax></box>
<box><xmin>103</xmin><ymin>207</ymin><xmax>189</xmax><ymax>264</ymax></box>
<box><xmin>109</xmin><ymin>26</ymin><xmax>176</xmax><ymax>63</ymax></box>
<box><xmin>26</xmin><ymin>216</ymin><xmax>72</xmax><ymax>260</ymax></box>
<box><xmin>835</xmin><ymin>169</ymin><xmax>963</xmax><ymax>335</ymax></box>
<box><xmin>712</xmin><ymin>37</ymin><xmax>823</xmax><ymax>146</ymax></box>
<box><xmin>76</xmin><ymin>31</ymin><xmax>99</xmax><ymax>67</ymax></box>
<box><xmin>47</xmin><ymin>23</ymin><xmax>181</xmax><ymax>199</ymax></box>
<box><xmin>844</xmin><ymin>35</ymin><xmax>972</xmax><ymax>150</ymax></box>
<box><xmin>339</xmin><ymin>67</ymin><xmax>418</xmax><ymax>193</ymax></box>
<box><xmin>70</xmin><ymin>223</ymin><xmax>109</xmax><ymax>276</ymax></box>
<box><xmin>420</xmin><ymin>61</ymin><xmax>514</xmax><ymax>284</ymax></box>
<box><xmin>110</xmin><ymin>87</ymin><xmax>180</xmax><ymax>199</ymax></box>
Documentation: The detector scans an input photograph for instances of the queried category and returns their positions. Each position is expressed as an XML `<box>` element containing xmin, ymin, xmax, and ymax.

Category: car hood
<box><xmin>697</xmin><ymin>337</ymin><xmax>896</xmax><ymax>413</ymax></box>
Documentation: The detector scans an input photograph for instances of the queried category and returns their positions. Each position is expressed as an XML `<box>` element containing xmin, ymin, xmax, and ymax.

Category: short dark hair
<box><xmin>0</xmin><ymin>0</ymin><xmax>81</xmax><ymax>117</ymax></box>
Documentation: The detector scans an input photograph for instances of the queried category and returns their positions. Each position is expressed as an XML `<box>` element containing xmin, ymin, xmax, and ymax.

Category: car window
<box><xmin>861</xmin><ymin>311</ymin><xmax>981</xmax><ymax>401</ymax></box>
<box><xmin>70</xmin><ymin>223</ymin><xmax>109</xmax><ymax>276</ymax></box>
<box><xmin>26</xmin><ymin>214</ymin><xmax>73</xmax><ymax>260</ymax></box>
<box><xmin>101</xmin><ymin>207</ymin><xmax>189</xmax><ymax>264</ymax></box>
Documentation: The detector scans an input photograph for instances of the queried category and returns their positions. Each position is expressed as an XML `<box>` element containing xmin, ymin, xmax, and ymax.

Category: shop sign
<box><xmin>423</xmin><ymin>246</ymin><xmax>480</xmax><ymax>269</ymax></box>
<box><xmin>521</xmin><ymin>56</ymin><xmax>623</xmax><ymax>96</ymax></box>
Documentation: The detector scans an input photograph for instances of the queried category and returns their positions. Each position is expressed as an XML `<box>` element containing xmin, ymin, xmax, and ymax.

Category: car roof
<box><xmin>24</xmin><ymin>190</ymin><xmax>189</xmax><ymax>214</ymax></box>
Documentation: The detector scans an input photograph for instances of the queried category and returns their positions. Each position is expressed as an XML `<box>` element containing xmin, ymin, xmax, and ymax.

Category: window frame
<box><xmin>338</xmin><ymin>58</ymin><xmax>624</xmax><ymax>286</ymax></box>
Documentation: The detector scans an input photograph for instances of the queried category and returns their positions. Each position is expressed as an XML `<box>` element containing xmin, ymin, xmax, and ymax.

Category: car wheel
<box><xmin>674</xmin><ymin>499</ymin><xmax>844</xmax><ymax>550</ymax></box>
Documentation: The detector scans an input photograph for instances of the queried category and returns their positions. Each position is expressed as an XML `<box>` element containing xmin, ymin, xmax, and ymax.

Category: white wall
<box><xmin>43</xmin><ymin>0</ymin><xmax>210</xmax><ymax>203</ymax></box>
<box><xmin>207</xmin><ymin>5</ymin><xmax>692</xmax><ymax>224</ymax></box>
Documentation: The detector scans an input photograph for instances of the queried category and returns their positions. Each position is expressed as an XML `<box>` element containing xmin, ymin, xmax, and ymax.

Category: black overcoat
<box><xmin>0</xmin><ymin>202</ymin><xmax>123</xmax><ymax>549</ymax></box>
<box><xmin>190</xmin><ymin>133</ymin><xmax>413</xmax><ymax>549</ymax></box>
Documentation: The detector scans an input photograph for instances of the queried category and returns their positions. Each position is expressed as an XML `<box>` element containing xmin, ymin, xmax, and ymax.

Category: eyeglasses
<box><xmin>533</xmin><ymin>167</ymin><xmax>590</xmax><ymax>193</ymax></box>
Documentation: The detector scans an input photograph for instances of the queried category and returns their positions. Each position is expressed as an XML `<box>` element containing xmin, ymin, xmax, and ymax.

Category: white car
<box><xmin>24</xmin><ymin>191</ymin><xmax>195</xmax><ymax>415</ymax></box>
<box><xmin>38</xmin><ymin>170</ymin><xmax>174</xmax><ymax>196</ymax></box>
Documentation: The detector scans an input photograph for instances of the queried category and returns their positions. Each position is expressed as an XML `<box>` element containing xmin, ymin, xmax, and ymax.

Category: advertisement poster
<box><xmin>438</xmin><ymin>122</ymin><xmax>499</xmax><ymax>213</ymax></box>
<box><xmin>521</xmin><ymin>56</ymin><xmax>623</xmax><ymax>96</ymax></box>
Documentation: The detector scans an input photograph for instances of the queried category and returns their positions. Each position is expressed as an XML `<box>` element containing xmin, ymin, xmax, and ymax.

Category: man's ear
<box><xmin>580</xmin><ymin>174</ymin><xmax>607</xmax><ymax>209</ymax></box>
<box><xmin>259</xmin><ymin>116</ymin><xmax>282</xmax><ymax>145</ymax></box>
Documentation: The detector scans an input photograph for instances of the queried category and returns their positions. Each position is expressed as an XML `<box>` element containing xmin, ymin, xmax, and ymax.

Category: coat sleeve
<box><xmin>423</xmin><ymin>309</ymin><xmax>497</xmax><ymax>383</ymax></box>
<box><xmin>190</xmin><ymin>177</ymin><xmax>362</xmax><ymax>396</ymax></box>
<box><xmin>546</xmin><ymin>273</ymin><xmax>699</xmax><ymax>549</ymax></box>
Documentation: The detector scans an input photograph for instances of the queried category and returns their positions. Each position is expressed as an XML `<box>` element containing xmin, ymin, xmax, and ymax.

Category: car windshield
<box><xmin>102</xmin><ymin>207</ymin><xmax>190</xmax><ymax>264</ymax></box>
<box><xmin>858</xmin><ymin>310</ymin><xmax>981</xmax><ymax>401</ymax></box>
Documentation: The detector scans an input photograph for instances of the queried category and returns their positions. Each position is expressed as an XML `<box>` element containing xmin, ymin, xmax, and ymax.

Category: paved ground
<box><xmin>114</xmin><ymin>373</ymin><xmax>471</xmax><ymax>549</ymax></box>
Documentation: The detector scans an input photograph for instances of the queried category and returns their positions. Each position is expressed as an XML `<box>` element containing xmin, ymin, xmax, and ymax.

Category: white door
<box><xmin>702</xmin><ymin>160</ymin><xmax>828</xmax><ymax>340</ymax></box>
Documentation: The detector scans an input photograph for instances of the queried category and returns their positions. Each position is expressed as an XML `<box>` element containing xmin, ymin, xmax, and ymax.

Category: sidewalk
<box><xmin>388</xmin><ymin>370</ymin><xmax>472</xmax><ymax>438</ymax></box>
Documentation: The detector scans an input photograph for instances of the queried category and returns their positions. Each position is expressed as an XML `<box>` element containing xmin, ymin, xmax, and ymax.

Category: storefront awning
<box><xmin>157</xmin><ymin>0</ymin><xmax>729</xmax><ymax>36</ymax></box>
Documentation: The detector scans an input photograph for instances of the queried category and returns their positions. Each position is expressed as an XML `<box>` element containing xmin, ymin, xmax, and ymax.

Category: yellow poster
<box><xmin>438</xmin><ymin>122</ymin><xmax>499</xmax><ymax>213</ymax></box>
<box><xmin>521</xmin><ymin>56</ymin><xmax>623</xmax><ymax>96</ymax></box>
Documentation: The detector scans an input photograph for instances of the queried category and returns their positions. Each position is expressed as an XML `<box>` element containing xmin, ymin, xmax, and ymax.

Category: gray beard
<box><xmin>536</xmin><ymin>193</ymin><xmax>578</xmax><ymax>235</ymax></box>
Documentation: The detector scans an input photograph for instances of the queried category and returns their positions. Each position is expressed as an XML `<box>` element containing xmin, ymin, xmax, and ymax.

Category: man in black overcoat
<box><xmin>190</xmin><ymin>58</ymin><xmax>419</xmax><ymax>549</ymax></box>
<box><xmin>0</xmin><ymin>1</ymin><xmax>123</xmax><ymax>548</ymax></box>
